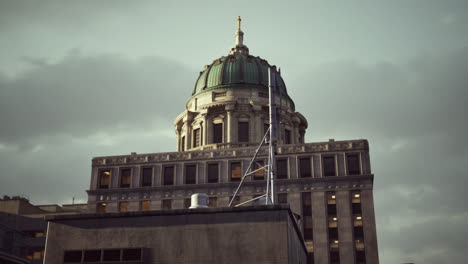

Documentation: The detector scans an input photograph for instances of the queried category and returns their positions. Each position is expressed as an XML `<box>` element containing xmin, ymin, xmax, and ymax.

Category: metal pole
<box><xmin>268</xmin><ymin>67</ymin><xmax>277</xmax><ymax>204</ymax></box>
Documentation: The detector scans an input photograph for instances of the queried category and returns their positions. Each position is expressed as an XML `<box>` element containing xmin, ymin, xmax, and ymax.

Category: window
<box><xmin>97</xmin><ymin>202</ymin><xmax>107</xmax><ymax>213</ymax></box>
<box><xmin>230</xmin><ymin>196</ymin><xmax>241</xmax><ymax>206</ymax></box>
<box><xmin>141</xmin><ymin>167</ymin><xmax>152</xmax><ymax>187</ymax></box>
<box><xmin>277</xmin><ymin>193</ymin><xmax>288</xmax><ymax>204</ymax></box>
<box><xmin>119</xmin><ymin>201</ymin><xmax>128</xmax><ymax>212</ymax></box>
<box><xmin>120</xmin><ymin>168</ymin><xmax>131</xmax><ymax>188</ymax></box>
<box><xmin>162</xmin><ymin>199</ymin><xmax>172</xmax><ymax>210</ymax></box>
<box><xmin>356</xmin><ymin>250</ymin><xmax>366</xmax><ymax>263</ymax></box>
<box><xmin>185</xmin><ymin>164</ymin><xmax>196</xmax><ymax>184</ymax></box>
<box><xmin>302</xmin><ymin>192</ymin><xmax>313</xmax><ymax>253</ymax></box>
<box><xmin>163</xmin><ymin>166</ymin><xmax>174</xmax><ymax>185</ymax></box>
<box><xmin>103</xmin><ymin>249</ymin><xmax>120</xmax><ymax>261</ymax></box>
<box><xmin>276</xmin><ymin>158</ymin><xmax>288</xmax><ymax>179</ymax></box>
<box><xmin>253</xmin><ymin>160</ymin><xmax>265</xmax><ymax>180</ymax></box>
<box><xmin>64</xmin><ymin>249</ymin><xmax>142</xmax><ymax>263</ymax></box>
<box><xmin>184</xmin><ymin>198</ymin><xmax>191</xmax><ymax>208</ymax></box>
<box><xmin>181</xmin><ymin>136</ymin><xmax>185</xmax><ymax>151</ymax></box>
<box><xmin>208</xmin><ymin>197</ymin><xmax>218</xmax><ymax>208</ymax></box>
<box><xmin>122</xmin><ymin>248</ymin><xmax>142</xmax><ymax>261</ymax></box>
<box><xmin>285</xmin><ymin>129</ymin><xmax>291</xmax><ymax>144</ymax></box>
<box><xmin>330</xmin><ymin>251</ymin><xmax>340</xmax><ymax>263</ymax></box>
<box><xmin>207</xmin><ymin>163</ymin><xmax>219</xmax><ymax>183</ymax></box>
<box><xmin>193</xmin><ymin>128</ymin><xmax>201</xmax><ymax>148</ymax></box>
<box><xmin>141</xmin><ymin>200</ymin><xmax>151</xmax><ymax>211</ymax></box>
<box><xmin>347</xmin><ymin>154</ymin><xmax>360</xmax><ymax>175</ymax></box>
<box><xmin>84</xmin><ymin>250</ymin><xmax>101</xmax><ymax>262</ymax></box>
<box><xmin>63</xmin><ymin>251</ymin><xmax>82</xmax><ymax>263</ymax></box>
<box><xmin>299</xmin><ymin>157</ymin><xmax>312</xmax><ymax>178</ymax></box>
<box><xmin>213</xmin><ymin>123</ymin><xmax>223</xmax><ymax>143</ymax></box>
<box><xmin>98</xmin><ymin>170</ymin><xmax>111</xmax><ymax>189</ymax></box>
<box><xmin>230</xmin><ymin>162</ymin><xmax>242</xmax><ymax>182</ymax></box>
<box><xmin>323</xmin><ymin>156</ymin><xmax>336</xmax><ymax>177</ymax></box>
<box><xmin>238</xmin><ymin>122</ymin><xmax>249</xmax><ymax>142</ymax></box>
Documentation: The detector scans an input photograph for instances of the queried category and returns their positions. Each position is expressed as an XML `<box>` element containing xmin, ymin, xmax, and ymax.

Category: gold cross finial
<box><xmin>237</xmin><ymin>16</ymin><xmax>241</xmax><ymax>31</ymax></box>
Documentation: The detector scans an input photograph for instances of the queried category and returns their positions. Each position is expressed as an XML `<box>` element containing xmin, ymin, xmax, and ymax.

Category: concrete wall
<box><xmin>44</xmin><ymin>206</ymin><xmax>307</xmax><ymax>264</ymax></box>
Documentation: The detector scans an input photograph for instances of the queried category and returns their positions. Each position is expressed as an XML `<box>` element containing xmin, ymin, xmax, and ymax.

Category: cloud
<box><xmin>441</xmin><ymin>13</ymin><xmax>458</xmax><ymax>25</ymax></box>
<box><xmin>0</xmin><ymin>51</ymin><xmax>194</xmax><ymax>149</ymax></box>
<box><xmin>288</xmin><ymin>46</ymin><xmax>468</xmax><ymax>264</ymax></box>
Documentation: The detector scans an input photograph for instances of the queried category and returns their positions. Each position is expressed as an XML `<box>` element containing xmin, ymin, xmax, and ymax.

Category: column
<box><xmin>337</xmin><ymin>190</ymin><xmax>355</xmax><ymax>264</ymax></box>
<box><xmin>206</xmin><ymin>115</ymin><xmax>213</xmax><ymax>145</ymax></box>
<box><xmin>312</xmin><ymin>191</ymin><xmax>330</xmax><ymax>264</ymax></box>
<box><xmin>361</xmin><ymin>189</ymin><xmax>379</xmax><ymax>264</ymax></box>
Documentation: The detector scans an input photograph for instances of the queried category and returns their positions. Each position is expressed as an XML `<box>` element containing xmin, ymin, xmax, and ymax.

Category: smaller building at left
<box><xmin>0</xmin><ymin>196</ymin><xmax>88</xmax><ymax>263</ymax></box>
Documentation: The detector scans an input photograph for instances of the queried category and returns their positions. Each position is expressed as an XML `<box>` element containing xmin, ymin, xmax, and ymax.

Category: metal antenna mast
<box><xmin>229</xmin><ymin>67</ymin><xmax>278</xmax><ymax>206</ymax></box>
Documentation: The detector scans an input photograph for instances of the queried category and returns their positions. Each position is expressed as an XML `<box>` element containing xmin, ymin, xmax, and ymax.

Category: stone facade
<box><xmin>83</xmin><ymin>18</ymin><xmax>379</xmax><ymax>264</ymax></box>
<box><xmin>44</xmin><ymin>205</ymin><xmax>307</xmax><ymax>264</ymax></box>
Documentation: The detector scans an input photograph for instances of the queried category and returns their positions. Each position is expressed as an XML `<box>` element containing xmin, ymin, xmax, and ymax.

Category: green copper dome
<box><xmin>192</xmin><ymin>54</ymin><xmax>289</xmax><ymax>97</ymax></box>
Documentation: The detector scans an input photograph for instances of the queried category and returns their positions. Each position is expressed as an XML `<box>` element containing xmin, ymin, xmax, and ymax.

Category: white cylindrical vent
<box><xmin>189</xmin><ymin>193</ymin><xmax>209</xmax><ymax>209</ymax></box>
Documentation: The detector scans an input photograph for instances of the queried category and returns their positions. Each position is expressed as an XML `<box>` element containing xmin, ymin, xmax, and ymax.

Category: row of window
<box><xmin>64</xmin><ymin>248</ymin><xmax>142</xmax><ymax>263</ymax></box>
<box><xmin>184</xmin><ymin>121</ymin><xmax>295</xmax><ymax>150</ymax></box>
<box><xmin>96</xmin><ymin>193</ymin><xmax>289</xmax><ymax>213</ymax></box>
<box><xmin>301</xmin><ymin>191</ymin><xmax>365</xmax><ymax>264</ymax></box>
<box><xmin>97</xmin><ymin>154</ymin><xmax>361</xmax><ymax>189</ymax></box>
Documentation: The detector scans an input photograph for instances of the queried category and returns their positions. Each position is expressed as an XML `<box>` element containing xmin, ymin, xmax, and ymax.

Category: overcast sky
<box><xmin>1</xmin><ymin>0</ymin><xmax>467</xmax><ymax>263</ymax></box>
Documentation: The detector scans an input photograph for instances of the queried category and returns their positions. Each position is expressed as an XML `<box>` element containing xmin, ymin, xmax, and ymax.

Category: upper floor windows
<box><xmin>185</xmin><ymin>164</ymin><xmax>197</xmax><ymax>184</ymax></box>
<box><xmin>299</xmin><ymin>157</ymin><xmax>312</xmax><ymax>178</ymax></box>
<box><xmin>98</xmin><ymin>170</ymin><xmax>111</xmax><ymax>189</ymax></box>
<box><xmin>141</xmin><ymin>167</ymin><xmax>152</xmax><ymax>187</ymax></box>
<box><xmin>347</xmin><ymin>154</ymin><xmax>361</xmax><ymax>175</ymax></box>
<box><xmin>323</xmin><ymin>156</ymin><xmax>336</xmax><ymax>177</ymax></box>
<box><xmin>163</xmin><ymin>166</ymin><xmax>174</xmax><ymax>185</ymax></box>
<box><xmin>193</xmin><ymin>128</ymin><xmax>201</xmax><ymax>148</ymax></box>
<box><xmin>207</xmin><ymin>163</ymin><xmax>219</xmax><ymax>183</ymax></box>
<box><xmin>230</xmin><ymin>162</ymin><xmax>242</xmax><ymax>182</ymax></box>
<box><xmin>253</xmin><ymin>160</ymin><xmax>265</xmax><ymax>180</ymax></box>
<box><xmin>284</xmin><ymin>129</ymin><xmax>291</xmax><ymax>144</ymax></box>
<box><xmin>120</xmin><ymin>168</ymin><xmax>131</xmax><ymax>188</ymax></box>
<box><xmin>213</xmin><ymin>123</ymin><xmax>223</xmax><ymax>143</ymax></box>
<box><xmin>238</xmin><ymin>122</ymin><xmax>249</xmax><ymax>142</ymax></box>
<box><xmin>276</xmin><ymin>158</ymin><xmax>288</xmax><ymax>179</ymax></box>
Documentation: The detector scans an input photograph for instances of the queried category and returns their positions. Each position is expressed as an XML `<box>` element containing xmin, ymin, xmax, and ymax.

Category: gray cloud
<box><xmin>0</xmin><ymin>51</ymin><xmax>194</xmax><ymax>148</ymax></box>
<box><xmin>289</xmin><ymin>47</ymin><xmax>468</xmax><ymax>264</ymax></box>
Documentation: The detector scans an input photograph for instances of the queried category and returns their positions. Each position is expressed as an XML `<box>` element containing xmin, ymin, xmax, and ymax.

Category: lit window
<box><xmin>98</xmin><ymin>170</ymin><xmax>111</xmax><ymax>189</ymax></box>
<box><xmin>120</xmin><ymin>169</ymin><xmax>131</xmax><ymax>188</ymax></box>
<box><xmin>253</xmin><ymin>160</ymin><xmax>265</xmax><ymax>180</ymax></box>
<box><xmin>327</xmin><ymin>192</ymin><xmax>337</xmax><ymax>204</ymax></box>
<box><xmin>97</xmin><ymin>202</ymin><xmax>107</xmax><ymax>213</ymax></box>
<box><xmin>119</xmin><ymin>201</ymin><xmax>128</xmax><ymax>212</ymax></box>
<box><xmin>141</xmin><ymin>200</ymin><xmax>151</xmax><ymax>211</ymax></box>
<box><xmin>230</xmin><ymin>162</ymin><xmax>242</xmax><ymax>182</ymax></box>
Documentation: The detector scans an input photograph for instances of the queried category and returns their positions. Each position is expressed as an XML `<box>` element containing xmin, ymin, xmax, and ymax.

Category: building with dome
<box><xmin>46</xmin><ymin>18</ymin><xmax>379</xmax><ymax>264</ymax></box>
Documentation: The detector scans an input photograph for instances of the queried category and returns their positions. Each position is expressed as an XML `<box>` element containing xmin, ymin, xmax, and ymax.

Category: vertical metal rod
<box><xmin>268</xmin><ymin>67</ymin><xmax>277</xmax><ymax>204</ymax></box>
